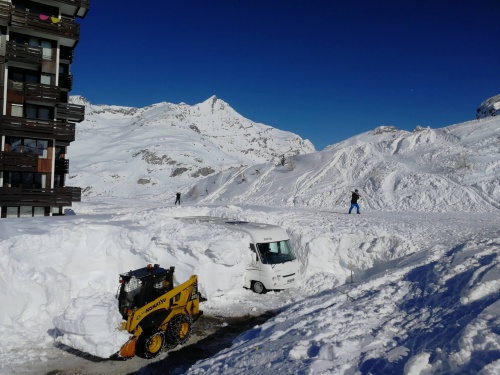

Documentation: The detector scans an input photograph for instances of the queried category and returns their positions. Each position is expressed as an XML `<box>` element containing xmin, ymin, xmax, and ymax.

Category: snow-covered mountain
<box><xmin>476</xmin><ymin>93</ymin><xmax>500</xmax><ymax>119</ymax></box>
<box><xmin>187</xmin><ymin>117</ymin><xmax>500</xmax><ymax>212</ymax></box>
<box><xmin>68</xmin><ymin>96</ymin><xmax>315</xmax><ymax>197</ymax></box>
<box><xmin>69</xmin><ymin>96</ymin><xmax>500</xmax><ymax>212</ymax></box>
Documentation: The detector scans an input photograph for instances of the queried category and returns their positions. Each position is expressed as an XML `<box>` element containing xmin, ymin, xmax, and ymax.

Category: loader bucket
<box><xmin>117</xmin><ymin>336</ymin><xmax>137</xmax><ymax>359</ymax></box>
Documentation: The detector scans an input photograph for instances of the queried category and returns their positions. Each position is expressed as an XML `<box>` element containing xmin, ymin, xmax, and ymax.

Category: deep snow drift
<box><xmin>1</xmin><ymin>200</ymin><xmax>499</xmax><ymax>374</ymax></box>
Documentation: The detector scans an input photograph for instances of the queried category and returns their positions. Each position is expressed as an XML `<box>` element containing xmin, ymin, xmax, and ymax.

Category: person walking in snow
<box><xmin>175</xmin><ymin>192</ymin><xmax>181</xmax><ymax>205</ymax></box>
<box><xmin>348</xmin><ymin>189</ymin><xmax>361</xmax><ymax>214</ymax></box>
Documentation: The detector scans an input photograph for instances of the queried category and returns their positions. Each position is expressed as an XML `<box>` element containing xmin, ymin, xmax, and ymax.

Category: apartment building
<box><xmin>0</xmin><ymin>0</ymin><xmax>89</xmax><ymax>218</ymax></box>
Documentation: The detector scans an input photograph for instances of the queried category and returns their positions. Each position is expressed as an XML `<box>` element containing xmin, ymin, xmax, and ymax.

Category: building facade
<box><xmin>0</xmin><ymin>0</ymin><xmax>89</xmax><ymax>218</ymax></box>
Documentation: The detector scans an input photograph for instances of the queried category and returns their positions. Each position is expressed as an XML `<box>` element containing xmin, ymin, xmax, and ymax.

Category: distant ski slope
<box><xmin>191</xmin><ymin>117</ymin><xmax>500</xmax><ymax>212</ymax></box>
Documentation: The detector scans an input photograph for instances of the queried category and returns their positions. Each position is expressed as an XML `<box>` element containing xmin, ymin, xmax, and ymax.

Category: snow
<box><xmin>1</xmin><ymin>99</ymin><xmax>500</xmax><ymax>374</ymax></box>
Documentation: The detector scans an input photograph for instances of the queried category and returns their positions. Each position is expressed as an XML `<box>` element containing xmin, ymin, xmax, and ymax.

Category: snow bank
<box><xmin>53</xmin><ymin>293</ymin><xmax>131</xmax><ymax>358</ymax></box>
<box><xmin>1</xmin><ymin>200</ymin><xmax>499</xmax><ymax>374</ymax></box>
<box><xmin>186</xmin><ymin>233</ymin><xmax>500</xmax><ymax>374</ymax></box>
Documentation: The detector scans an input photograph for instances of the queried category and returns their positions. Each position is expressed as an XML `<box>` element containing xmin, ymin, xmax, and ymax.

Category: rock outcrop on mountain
<box><xmin>476</xmin><ymin>94</ymin><xmax>500</xmax><ymax>119</ymax></box>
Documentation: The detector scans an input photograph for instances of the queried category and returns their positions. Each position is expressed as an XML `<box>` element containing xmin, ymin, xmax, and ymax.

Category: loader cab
<box><xmin>117</xmin><ymin>264</ymin><xmax>174</xmax><ymax>319</ymax></box>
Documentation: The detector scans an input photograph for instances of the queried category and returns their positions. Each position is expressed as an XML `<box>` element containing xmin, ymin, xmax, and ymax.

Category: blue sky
<box><xmin>72</xmin><ymin>0</ymin><xmax>500</xmax><ymax>150</ymax></box>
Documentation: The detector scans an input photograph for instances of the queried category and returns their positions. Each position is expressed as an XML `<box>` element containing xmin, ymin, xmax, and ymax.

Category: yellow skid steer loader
<box><xmin>115</xmin><ymin>264</ymin><xmax>203</xmax><ymax>359</ymax></box>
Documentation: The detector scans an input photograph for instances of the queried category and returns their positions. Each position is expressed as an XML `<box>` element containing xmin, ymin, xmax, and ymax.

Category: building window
<box><xmin>25</xmin><ymin>105</ymin><xmax>52</xmax><ymax>120</ymax></box>
<box><xmin>40</xmin><ymin>74</ymin><xmax>53</xmax><ymax>85</ymax></box>
<box><xmin>6</xmin><ymin>207</ymin><xmax>18</xmax><ymax>218</ymax></box>
<box><xmin>20</xmin><ymin>206</ymin><xmax>32</xmax><ymax>217</ymax></box>
<box><xmin>11</xmin><ymin>104</ymin><xmax>23</xmax><ymax>117</ymax></box>
<box><xmin>4</xmin><ymin>172</ymin><xmax>46</xmax><ymax>188</ymax></box>
<box><xmin>34</xmin><ymin>207</ymin><xmax>45</xmax><ymax>217</ymax></box>
<box><xmin>7</xmin><ymin>137</ymin><xmax>49</xmax><ymax>157</ymax></box>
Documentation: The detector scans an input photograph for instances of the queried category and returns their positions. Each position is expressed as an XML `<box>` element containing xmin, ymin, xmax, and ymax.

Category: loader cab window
<box><xmin>257</xmin><ymin>240</ymin><xmax>296</xmax><ymax>265</ymax></box>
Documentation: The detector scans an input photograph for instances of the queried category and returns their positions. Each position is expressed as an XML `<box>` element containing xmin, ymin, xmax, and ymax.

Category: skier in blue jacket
<box><xmin>349</xmin><ymin>189</ymin><xmax>361</xmax><ymax>214</ymax></box>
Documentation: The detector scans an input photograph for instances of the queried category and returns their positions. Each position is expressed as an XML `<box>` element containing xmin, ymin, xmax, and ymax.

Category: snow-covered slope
<box><xmin>186</xmin><ymin>117</ymin><xmax>500</xmax><ymax>212</ymax></box>
<box><xmin>68</xmin><ymin>96</ymin><xmax>315</xmax><ymax>197</ymax></box>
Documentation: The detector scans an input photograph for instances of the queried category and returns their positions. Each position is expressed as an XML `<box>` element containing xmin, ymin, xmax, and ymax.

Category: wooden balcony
<box><xmin>0</xmin><ymin>1</ymin><xmax>10</xmax><ymax>21</ymax></box>
<box><xmin>55</xmin><ymin>158</ymin><xmax>69</xmax><ymax>174</ymax></box>
<box><xmin>56</xmin><ymin>103</ymin><xmax>84</xmax><ymax>122</ymax></box>
<box><xmin>0</xmin><ymin>116</ymin><xmax>76</xmax><ymax>142</ymax></box>
<box><xmin>11</xmin><ymin>9</ymin><xmax>80</xmax><ymax>40</ymax></box>
<box><xmin>8</xmin><ymin>81</ymin><xmax>61</xmax><ymax>104</ymax></box>
<box><xmin>5</xmin><ymin>41</ymin><xmax>43</xmax><ymax>65</ymax></box>
<box><xmin>0</xmin><ymin>186</ymin><xmax>81</xmax><ymax>206</ymax></box>
<box><xmin>58</xmin><ymin>73</ymin><xmax>73</xmax><ymax>91</ymax></box>
<box><xmin>0</xmin><ymin>151</ymin><xmax>38</xmax><ymax>172</ymax></box>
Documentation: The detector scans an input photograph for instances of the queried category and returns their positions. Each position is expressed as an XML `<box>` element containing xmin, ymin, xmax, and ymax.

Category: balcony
<box><xmin>0</xmin><ymin>1</ymin><xmax>9</xmax><ymax>21</ymax></box>
<box><xmin>58</xmin><ymin>73</ymin><xmax>73</xmax><ymax>91</ymax></box>
<box><xmin>0</xmin><ymin>151</ymin><xmax>38</xmax><ymax>172</ymax></box>
<box><xmin>0</xmin><ymin>116</ymin><xmax>76</xmax><ymax>142</ymax></box>
<box><xmin>56</xmin><ymin>103</ymin><xmax>84</xmax><ymax>122</ymax></box>
<box><xmin>59</xmin><ymin>46</ymin><xmax>74</xmax><ymax>62</ymax></box>
<box><xmin>5</xmin><ymin>41</ymin><xmax>43</xmax><ymax>65</ymax></box>
<box><xmin>0</xmin><ymin>186</ymin><xmax>81</xmax><ymax>206</ymax></box>
<box><xmin>11</xmin><ymin>9</ymin><xmax>80</xmax><ymax>40</ymax></box>
<box><xmin>8</xmin><ymin>81</ymin><xmax>60</xmax><ymax>104</ymax></box>
<box><xmin>55</xmin><ymin>158</ymin><xmax>69</xmax><ymax>174</ymax></box>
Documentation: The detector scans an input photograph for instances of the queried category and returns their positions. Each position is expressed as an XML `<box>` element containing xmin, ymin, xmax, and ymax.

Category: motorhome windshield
<box><xmin>257</xmin><ymin>240</ymin><xmax>296</xmax><ymax>265</ymax></box>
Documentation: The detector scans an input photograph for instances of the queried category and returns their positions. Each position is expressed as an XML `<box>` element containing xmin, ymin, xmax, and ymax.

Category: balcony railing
<box><xmin>0</xmin><ymin>186</ymin><xmax>81</xmax><ymax>206</ymax></box>
<box><xmin>56</xmin><ymin>103</ymin><xmax>84</xmax><ymax>122</ymax></box>
<box><xmin>55</xmin><ymin>158</ymin><xmax>69</xmax><ymax>174</ymax></box>
<box><xmin>0</xmin><ymin>151</ymin><xmax>38</xmax><ymax>172</ymax></box>
<box><xmin>11</xmin><ymin>9</ymin><xmax>80</xmax><ymax>40</ymax></box>
<box><xmin>6</xmin><ymin>41</ymin><xmax>43</xmax><ymax>65</ymax></box>
<box><xmin>58</xmin><ymin>73</ymin><xmax>73</xmax><ymax>91</ymax></box>
<box><xmin>67</xmin><ymin>186</ymin><xmax>81</xmax><ymax>202</ymax></box>
<box><xmin>0</xmin><ymin>116</ymin><xmax>76</xmax><ymax>141</ymax></box>
<box><xmin>8</xmin><ymin>81</ymin><xmax>61</xmax><ymax>103</ymax></box>
<box><xmin>0</xmin><ymin>2</ymin><xmax>9</xmax><ymax>21</ymax></box>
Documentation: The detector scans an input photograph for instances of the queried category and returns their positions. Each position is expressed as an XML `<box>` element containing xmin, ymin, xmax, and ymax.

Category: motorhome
<box><xmin>179</xmin><ymin>216</ymin><xmax>299</xmax><ymax>293</ymax></box>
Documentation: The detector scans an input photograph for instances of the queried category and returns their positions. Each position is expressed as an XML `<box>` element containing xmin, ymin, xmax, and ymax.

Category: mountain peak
<box><xmin>198</xmin><ymin>95</ymin><xmax>229</xmax><ymax>114</ymax></box>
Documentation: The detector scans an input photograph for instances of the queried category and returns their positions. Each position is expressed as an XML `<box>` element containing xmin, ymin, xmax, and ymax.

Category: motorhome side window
<box><xmin>257</xmin><ymin>240</ymin><xmax>296</xmax><ymax>265</ymax></box>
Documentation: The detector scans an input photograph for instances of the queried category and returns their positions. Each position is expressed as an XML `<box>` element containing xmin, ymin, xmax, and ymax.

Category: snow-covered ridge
<box><xmin>187</xmin><ymin>117</ymin><xmax>500</xmax><ymax>212</ymax></box>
